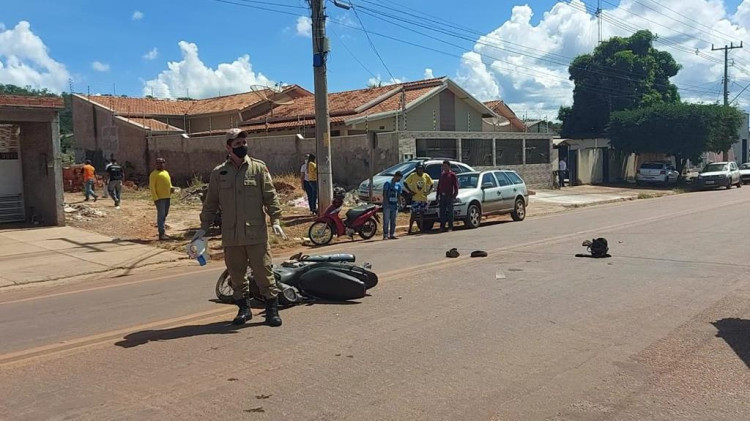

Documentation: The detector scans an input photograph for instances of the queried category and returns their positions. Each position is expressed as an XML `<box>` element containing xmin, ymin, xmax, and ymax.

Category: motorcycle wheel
<box><xmin>358</xmin><ymin>217</ymin><xmax>378</xmax><ymax>240</ymax></box>
<box><xmin>309</xmin><ymin>221</ymin><xmax>334</xmax><ymax>245</ymax></box>
<box><xmin>215</xmin><ymin>269</ymin><xmax>235</xmax><ymax>304</ymax></box>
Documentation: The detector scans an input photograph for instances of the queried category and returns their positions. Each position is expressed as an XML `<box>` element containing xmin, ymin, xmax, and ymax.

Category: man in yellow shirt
<box><xmin>404</xmin><ymin>164</ymin><xmax>434</xmax><ymax>234</ymax></box>
<box><xmin>149</xmin><ymin>157</ymin><xmax>173</xmax><ymax>240</ymax></box>
<box><xmin>304</xmin><ymin>154</ymin><xmax>318</xmax><ymax>214</ymax></box>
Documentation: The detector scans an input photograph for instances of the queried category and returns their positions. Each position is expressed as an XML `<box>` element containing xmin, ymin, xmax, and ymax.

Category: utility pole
<box><xmin>596</xmin><ymin>0</ymin><xmax>602</xmax><ymax>44</ymax></box>
<box><xmin>713</xmin><ymin>42</ymin><xmax>743</xmax><ymax>160</ymax></box>
<box><xmin>310</xmin><ymin>0</ymin><xmax>350</xmax><ymax>213</ymax></box>
<box><xmin>712</xmin><ymin>42</ymin><xmax>743</xmax><ymax>106</ymax></box>
<box><xmin>311</xmin><ymin>0</ymin><xmax>333</xmax><ymax>214</ymax></box>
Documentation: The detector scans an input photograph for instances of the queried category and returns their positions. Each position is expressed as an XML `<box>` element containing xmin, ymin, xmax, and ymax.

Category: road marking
<box><xmin>0</xmin><ymin>307</ymin><xmax>234</xmax><ymax>369</ymax></box>
<box><xmin>0</xmin><ymin>266</ymin><xmax>221</xmax><ymax>306</ymax></box>
<box><xmin>2</xmin><ymin>194</ymin><xmax>748</xmax><ymax>368</ymax></box>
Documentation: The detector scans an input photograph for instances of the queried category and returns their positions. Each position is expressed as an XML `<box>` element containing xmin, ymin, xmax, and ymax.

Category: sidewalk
<box><xmin>530</xmin><ymin>184</ymin><xmax>674</xmax><ymax>209</ymax></box>
<box><xmin>0</xmin><ymin>226</ymin><xmax>186</xmax><ymax>287</ymax></box>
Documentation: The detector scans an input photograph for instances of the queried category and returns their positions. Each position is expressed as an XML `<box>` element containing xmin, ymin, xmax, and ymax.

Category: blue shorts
<box><xmin>411</xmin><ymin>201</ymin><xmax>428</xmax><ymax>213</ymax></box>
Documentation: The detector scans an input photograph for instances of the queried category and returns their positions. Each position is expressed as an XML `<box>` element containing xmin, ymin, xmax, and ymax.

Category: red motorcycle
<box><xmin>308</xmin><ymin>188</ymin><xmax>380</xmax><ymax>246</ymax></box>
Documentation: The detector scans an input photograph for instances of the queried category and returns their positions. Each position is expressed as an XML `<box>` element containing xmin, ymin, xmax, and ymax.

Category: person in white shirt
<box><xmin>558</xmin><ymin>157</ymin><xmax>568</xmax><ymax>188</ymax></box>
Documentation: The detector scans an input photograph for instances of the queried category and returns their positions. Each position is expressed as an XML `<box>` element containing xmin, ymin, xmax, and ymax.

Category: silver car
<box><xmin>740</xmin><ymin>162</ymin><xmax>750</xmax><ymax>185</ymax></box>
<box><xmin>358</xmin><ymin>159</ymin><xmax>474</xmax><ymax>209</ymax></box>
<box><xmin>422</xmin><ymin>170</ymin><xmax>529</xmax><ymax>230</ymax></box>
<box><xmin>696</xmin><ymin>162</ymin><xmax>742</xmax><ymax>189</ymax></box>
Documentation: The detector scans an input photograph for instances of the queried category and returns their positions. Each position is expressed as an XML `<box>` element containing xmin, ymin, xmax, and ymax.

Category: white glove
<box><xmin>190</xmin><ymin>229</ymin><xmax>206</xmax><ymax>243</ymax></box>
<box><xmin>272</xmin><ymin>224</ymin><xmax>288</xmax><ymax>240</ymax></box>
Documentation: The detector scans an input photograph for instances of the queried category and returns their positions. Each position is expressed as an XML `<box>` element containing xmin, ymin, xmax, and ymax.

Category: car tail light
<box><xmin>660</xmin><ymin>170</ymin><xmax>666</xmax><ymax>175</ymax></box>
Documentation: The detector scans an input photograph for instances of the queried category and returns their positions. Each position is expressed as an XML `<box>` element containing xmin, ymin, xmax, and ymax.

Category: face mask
<box><xmin>232</xmin><ymin>145</ymin><xmax>248</xmax><ymax>159</ymax></box>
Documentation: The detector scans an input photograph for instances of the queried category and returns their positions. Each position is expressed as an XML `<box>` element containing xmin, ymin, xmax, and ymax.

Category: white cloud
<box><xmin>143</xmin><ymin>41</ymin><xmax>273</xmax><ymax>99</ymax></box>
<box><xmin>457</xmin><ymin>0</ymin><xmax>750</xmax><ymax>119</ymax></box>
<box><xmin>143</xmin><ymin>47</ymin><xmax>158</xmax><ymax>60</ymax></box>
<box><xmin>0</xmin><ymin>21</ymin><xmax>71</xmax><ymax>93</ymax></box>
<box><xmin>367</xmin><ymin>75</ymin><xmax>406</xmax><ymax>87</ymax></box>
<box><xmin>91</xmin><ymin>61</ymin><xmax>110</xmax><ymax>72</ymax></box>
<box><xmin>424</xmin><ymin>68</ymin><xmax>434</xmax><ymax>79</ymax></box>
<box><xmin>296</xmin><ymin>16</ymin><xmax>312</xmax><ymax>38</ymax></box>
<box><xmin>132</xmin><ymin>11</ymin><xmax>144</xmax><ymax>21</ymax></box>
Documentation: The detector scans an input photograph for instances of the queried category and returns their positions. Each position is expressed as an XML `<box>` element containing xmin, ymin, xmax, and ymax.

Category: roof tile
<box><xmin>0</xmin><ymin>95</ymin><xmax>64</xmax><ymax>109</ymax></box>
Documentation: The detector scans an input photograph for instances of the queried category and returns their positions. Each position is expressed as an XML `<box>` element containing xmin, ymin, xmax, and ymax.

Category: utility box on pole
<box><xmin>311</xmin><ymin>0</ymin><xmax>333</xmax><ymax>214</ymax></box>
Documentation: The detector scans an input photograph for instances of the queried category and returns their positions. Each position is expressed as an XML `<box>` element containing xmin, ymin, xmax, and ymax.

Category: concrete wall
<box><xmin>147</xmin><ymin>133</ymin><xmax>400</xmax><ymax>188</ymax></box>
<box><xmin>187</xmin><ymin>113</ymin><xmax>239</xmax><ymax>134</ymax></box>
<box><xmin>13</xmin><ymin>119</ymin><xmax>64</xmax><ymax>226</ymax></box>
<box><xmin>72</xmin><ymin>96</ymin><xmax>150</xmax><ymax>179</ymax></box>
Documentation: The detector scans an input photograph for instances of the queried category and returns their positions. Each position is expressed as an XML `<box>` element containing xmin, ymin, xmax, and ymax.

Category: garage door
<box><xmin>0</xmin><ymin>125</ymin><xmax>24</xmax><ymax>223</ymax></box>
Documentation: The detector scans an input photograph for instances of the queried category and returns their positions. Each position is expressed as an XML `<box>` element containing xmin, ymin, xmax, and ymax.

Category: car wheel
<box><xmin>418</xmin><ymin>220</ymin><xmax>435</xmax><ymax>232</ymax></box>
<box><xmin>464</xmin><ymin>203</ymin><xmax>481</xmax><ymax>229</ymax></box>
<box><xmin>636</xmin><ymin>180</ymin><xmax>643</xmax><ymax>187</ymax></box>
<box><xmin>511</xmin><ymin>198</ymin><xmax>526</xmax><ymax>221</ymax></box>
<box><xmin>727</xmin><ymin>179</ymin><xmax>733</xmax><ymax>189</ymax></box>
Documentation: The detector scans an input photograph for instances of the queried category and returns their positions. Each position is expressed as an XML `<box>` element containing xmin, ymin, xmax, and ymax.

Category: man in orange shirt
<box><xmin>82</xmin><ymin>160</ymin><xmax>98</xmax><ymax>202</ymax></box>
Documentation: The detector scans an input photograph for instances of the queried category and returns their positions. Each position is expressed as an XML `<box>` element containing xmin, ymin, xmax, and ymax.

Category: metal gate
<box><xmin>0</xmin><ymin>125</ymin><xmax>24</xmax><ymax>223</ymax></box>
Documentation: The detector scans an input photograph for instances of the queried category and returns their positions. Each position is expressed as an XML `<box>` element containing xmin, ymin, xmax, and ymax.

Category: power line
<box><xmin>212</xmin><ymin>0</ymin><xmax>303</xmax><ymax>16</ymax></box>
<box><xmin>328</xmin><ymin>24</ymin><xmax>378</xmax><ymax>79</ymax></box>
<box><xmin>350</xmin><ymin>3</ymin><xmax>396</xmax><ymax>82</ymax></box>
<box><xmin>351</xmin><ymin>4</ymin><xmax>718</xmax><ymax>96</ymax></box>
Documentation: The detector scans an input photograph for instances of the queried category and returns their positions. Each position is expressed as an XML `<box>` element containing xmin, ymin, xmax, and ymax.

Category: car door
<box><xmin>480</xmin><ymin>172</ymin><xmax>502</xmax><ymax>212</ymax></box>
<box><xmin>730</xmin><ymin>162</ymin><xmax>740</xmax><ymax>183</ymax></box>
<box><xmin>493</xmin><ymin>171</ymin><xmax>516</xmax><ymax>211</ymax></box>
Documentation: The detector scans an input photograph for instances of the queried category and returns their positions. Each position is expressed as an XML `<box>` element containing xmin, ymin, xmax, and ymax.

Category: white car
<box><xmin>357</xmin><ymin>159</ymin><xmax>474</xmax><ymax>209</ymax></box>
<box><xmin>635</xmin><ymin>162</ymin><xmax>679</xmax><ymax>186</ymax></box>
<box><xmin>740</xmin><ymin>162</ymin><xmax>750</xmax><ymax>185</ymax></box>
<box><xmin>696</xmin><ymin>162</ymin><xmax>742</xmax><ymax>189</ymax></box>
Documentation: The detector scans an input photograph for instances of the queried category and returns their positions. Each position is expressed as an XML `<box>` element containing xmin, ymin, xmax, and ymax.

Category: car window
<box><xmin>703</xmin><ymin>163</ymin><xmax>728</xmax><ymax>172</ymax></box>
<box><xmin>640</xmin><ymin>163</ymin><xmax>665</xmax><ymax>170</ymax></box>
<box><xmin>742</xmin><ymin>163</ymin><xmax>750</xmax><ymax>169</ymax></box>
<box><xmin>493</xmin><ymin>171</ymin><xmax>512</xmax><ymax>186</ymax></box>
<box><xmin>505</xmin><ymin>171</ymin><xmax>524</xmax><ymax>185</ymax></box>
<box><xmin>425</xmin><ymin>164</ymin><xmax>442</xmax><ymax>180</ymax></box>
<box><xmin>457</xmin><ymin>163</ymin><xmax>474</xmax><ymax>173</ymax></box>
<box><xmin>481</xmin><ymin>173</ymin><xmax>498</xmax><ymax>188</ymax></box>
<box><xmin>731</xmin><ymin>163</ymin><xmax>738</xmax><ymax>170</ymax></box>
<box><xmin>450</xmin><ymin>164</ymin><xmax>464</xmax><ymax>174</ymax></box>
<box><xmin>457</xmin><ymin>173</ymin><xmax>479</xmax><ymax>189</ymax></box>
<box><xmin>379</xmin><ymin>161</ymin><xmax>417</xmax><ymax>176</ymax></box>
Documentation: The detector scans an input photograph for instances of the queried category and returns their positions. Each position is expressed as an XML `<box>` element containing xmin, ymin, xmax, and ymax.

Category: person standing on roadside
<box><xmin>149</xmin><ymin>158</ymin><xmax>173</xmax><ymax>240</ymax></box>
<box><xmin>558</xmin><ymin>157</ymin><xmax>567</xmax><ymax>188</ymax></box>
<box><xmin>436</xmin><ymin>160</ymin><xmax>459</xmax><ymax>232</ymax></box>
<box><xmin>192</xmin><ymin>128</ymin><xmax>288</xmax><ymax>327</ymax></box>
<box><xmin>300</xmin><ymin>154</ymin><xmax>318</xmax><ymax>215</ymax></box>
<box><xmin>381</xmin><ymin>171</ymin><xmax>403</xmax><ymax>240</ymax></box>
<box><xmin>82</xmin><ymin>160</ymin><xmax>98</xmax><ymax>202</ymax></box>
<box><xmin>404</xmin><ymin>163</ymin><xmax>433</xmax><ymax>234</ymax></box>
<box><xmin>105</xmin><ymin>158</ymin><xmax>124</xmax><ymax>209</ymax></box>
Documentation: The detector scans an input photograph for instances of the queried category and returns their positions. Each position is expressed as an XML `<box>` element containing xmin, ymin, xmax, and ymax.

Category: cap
<box><xmin>225</xmin><ymin>128</ymin><xmax>246</xmax><ymax>142</ymax></box>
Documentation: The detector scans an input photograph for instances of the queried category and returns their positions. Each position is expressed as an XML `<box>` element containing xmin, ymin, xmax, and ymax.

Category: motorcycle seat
<box><xmin>345</xmin><ymin>205</ymin><xmax>376</xmax><ymax>221</ymax></box>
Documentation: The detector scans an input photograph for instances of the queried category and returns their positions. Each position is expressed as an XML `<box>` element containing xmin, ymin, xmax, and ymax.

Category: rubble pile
<box><xmin>63</xmin><ymin>203</ymin><xmax>107</xmax><ymax>221</ymax></box>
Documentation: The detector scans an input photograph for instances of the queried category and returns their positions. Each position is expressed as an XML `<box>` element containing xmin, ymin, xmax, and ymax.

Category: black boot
<box><xmin>232</xmin><ymin>298</ymin><xmax>252</xmax><ymax>325</ymax></box>
<box><xmin>264</xmin><ymin>297</ymin><xmax>282</xmax><ymax>327</ymax></box>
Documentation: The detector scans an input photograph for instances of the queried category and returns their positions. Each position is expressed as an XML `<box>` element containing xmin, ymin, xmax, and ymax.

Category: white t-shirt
<box><xmin>300</xmin><ymin>163</ymin><xmax>309</xmax><ymax>181</ymax></box>
<box><xmin>559</xmin><ymin>160</ymin><xmax>567</xmax><ymax>171</ymax></box>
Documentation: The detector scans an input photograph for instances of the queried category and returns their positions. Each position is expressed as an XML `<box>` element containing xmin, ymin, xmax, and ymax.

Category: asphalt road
<box><xmin>2</xmin><ymin>187</ymin><xmax>750</xmax><ymax>420</ymax></box>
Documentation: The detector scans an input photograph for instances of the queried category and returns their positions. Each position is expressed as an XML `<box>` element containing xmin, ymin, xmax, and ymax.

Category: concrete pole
<box><xmin>312</xmin><ymin>0</ymin><xmax>332</xmax><ymax>213</ymax></box>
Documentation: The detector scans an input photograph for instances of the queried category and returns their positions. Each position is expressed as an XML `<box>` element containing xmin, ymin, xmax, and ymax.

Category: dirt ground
<box><xmin>63</xmin><ymin>173</ymin><xmax>414</xmax><ymax>261</ymax></box>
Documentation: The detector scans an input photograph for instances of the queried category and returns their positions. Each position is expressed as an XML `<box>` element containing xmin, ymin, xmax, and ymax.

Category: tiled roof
<box><xmin>83</xmin><ymin>95</ymin><xmax>195</xmax><ymax>116</ymax></box>
<box><xmin>244</xmin><ymin>77</ymin><xmax>446</xmax><ymax>128</ymax></box>
<box><xmin>77</xmin><ymin>86</ymin><xmax>313</xmax><ymax>117</ymax></box>
<box><xmin>122</xmin><ymin>117</ymin><xmax>184</xmax><ymax>132</ymax></box>
<box><xmin>0</xmin><ymin>95</ymin><xmax>64</xmax><ymax>109</ymax></box>
<box><xmin>483</xmin><ymin>100</ymin><xmax>526</xmax><ymax>131</ymax></box>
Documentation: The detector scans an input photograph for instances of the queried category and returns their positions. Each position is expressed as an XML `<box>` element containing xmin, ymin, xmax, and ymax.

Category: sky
<box><xmin>3</xmin><ymin>0</ymin><xmax>750</xmax><ymax>120</ymax></box>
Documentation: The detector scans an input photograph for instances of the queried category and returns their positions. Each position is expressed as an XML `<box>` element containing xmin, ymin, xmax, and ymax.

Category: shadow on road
<box><xmin>114</xmin><ymin>320</ymin><xmax>264</xmax><ymax>349</ymax></box>
<box><xmin>712</xmin><ymin>318</ymin><xmax>750</xmax><ymax>369</ymax></box>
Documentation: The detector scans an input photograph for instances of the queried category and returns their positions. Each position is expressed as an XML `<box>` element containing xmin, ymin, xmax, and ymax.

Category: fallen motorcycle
<box><xmin>215</xmin><ymin>252</ymin><xmax>378</xmax><ymax>306</ymax></box>
<box><xmin>308</xmin><ymin>187</ymin><xmax>380</xmax><ymax>246</ymax></box>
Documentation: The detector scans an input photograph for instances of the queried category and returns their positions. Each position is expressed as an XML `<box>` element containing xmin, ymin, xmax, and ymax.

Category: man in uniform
<box><xmin>193</xmin><ymin>128</ymin><xmax>288</xmax><ymax>327</ymax></box>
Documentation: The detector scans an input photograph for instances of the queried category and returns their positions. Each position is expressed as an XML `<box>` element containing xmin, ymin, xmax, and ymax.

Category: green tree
<box><xmin>559</xmin><ymin>30</ymin><xmax>681</xmax><ymax>138</ymax></box>
<box><xmin>608</xmin><ymin>103</ymin><xmax>743</xmax><ymax>176</ymax></box>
